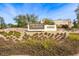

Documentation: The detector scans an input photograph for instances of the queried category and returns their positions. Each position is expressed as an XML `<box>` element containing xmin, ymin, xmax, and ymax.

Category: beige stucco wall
<box><xmin>41</xmin><ymin>20</ymin><xmax>73</xmax><ymax>28</ymax></box>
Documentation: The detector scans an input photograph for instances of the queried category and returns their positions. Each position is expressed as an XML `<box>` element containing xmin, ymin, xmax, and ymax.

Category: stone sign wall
<box><xmin>29</xmin><ymin>24</ymin><xmax>44</xmax><ymax>29</ymax></box>
<box><xmin>44</xmin><ymin>25</ymin><xmax>57</xmax><ymax>31</ymax></box>
<box><xmin>28</xmin><ymin>24</ymin><xmax>57</xmax><ymax>31</ymax></box>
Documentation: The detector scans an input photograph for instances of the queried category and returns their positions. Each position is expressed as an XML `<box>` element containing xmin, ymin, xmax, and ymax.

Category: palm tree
<box><xmin>26</xmin><ymin>14</ymin><xmax>38</xmax><ymax>24</ymax></box>
<box><xmin>14</xmin><ymin>15</ymin><xmax>27</xmax><ymax>27</ymax></box>
<box><xmin>0</xmin><ymin>17</ymin><xmax>6</xmax><ymax>29</ymax></box>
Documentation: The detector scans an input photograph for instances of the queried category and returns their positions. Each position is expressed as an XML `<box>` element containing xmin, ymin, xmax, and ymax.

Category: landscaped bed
<box><xmin>0</xmin><ymin>31</ymin><xmax>79</xmax><ymax>56</ymax></box>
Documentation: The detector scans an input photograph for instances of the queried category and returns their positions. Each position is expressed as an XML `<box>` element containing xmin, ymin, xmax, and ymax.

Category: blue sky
<box><xmin>0</xmin><ymin>3</ymin><xmax>78</xmax><ymax>24</ymax></box>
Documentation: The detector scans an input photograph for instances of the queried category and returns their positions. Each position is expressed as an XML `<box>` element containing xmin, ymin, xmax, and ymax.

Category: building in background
<box><xmin>53</xmin><ymin>19</ymin><xmax>73</xmax><ymax>28</ymax></box>
<box><xmin>41</xmin><ymin>19</ymin><xmax>73</xmax><ymax>28</ymax></box>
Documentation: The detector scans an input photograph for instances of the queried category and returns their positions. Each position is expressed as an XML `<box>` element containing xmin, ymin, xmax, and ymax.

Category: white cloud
<box><xmin>0</xmin><ymin>4</ymin><xmax>17</xmax><ymax>24</ymax></box>
<box><xmin>3</xmin><ymin>3</ymin><xmax>17</xmax><ymax>17</ymax></box>
<box><xmin>46</xmin><ymin>4</ymin><xmax>78</xmax><ymax>20</ymax></box>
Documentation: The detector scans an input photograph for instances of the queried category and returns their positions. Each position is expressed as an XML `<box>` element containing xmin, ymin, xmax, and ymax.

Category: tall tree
<box><xmin>14</xmin><ymin>15</ymin><xmax>27</xmax><ymax>27</ymax></box>
<box><xmin>0</xmin><ymin>17</ymin><xmax>6</xmax><ymax>29</ymax></box>
<box><xmin>75</xmin><ymin>4</ymin><xmax>79</xmax><ymax>23</ymax></box>
<box><xmin>14</xmin><ymin>14</ymin><xmax>38</xmax><ymax>27</ymax></box>
<box><xmin>73</xmin><ymin>19</ymin><xmax>78</xmax><ymax>28</ymax></box>
<box><xmin>26</xmin><ymin>14</ymin><xmax>38</xmax><ymax>24</ymax></box>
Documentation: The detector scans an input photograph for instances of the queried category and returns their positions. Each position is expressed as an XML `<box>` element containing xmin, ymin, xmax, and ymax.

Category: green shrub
<box><xmin>22</xmin><ymin>33</ymin><xmax>29</xmax><ymax>40</ymax></box>
<box><xmin>0</xmin><ymin>31</ymin><xmax>21</xmax><ymax>40</ymax></box>
<box><xmin>0</xmin><ymin>31</ymin><xmax>8</xmax><ymax>37</ymax></box>
<box><xmin>68</xmin><ymin>33</ymin><xmax>79</xmax><ymax>41</ymax></box>
<box><xmin>0</xmin><ymin>32</ymin><xmax>79</xmax><ymax>56</ymax></box>
<box><xmin>13</xmin><ymin>31</ymin><xmax>21</xmax><ymax>38</ymax></box>
<box><xmin>41</xmin><ymin>39</ymin><xmax>57</xmax><ymax>49</ymax></box>
<box><xmin>7</xmin><ymin>31</ymin><xmax>14</xmax><ymax>36</ymax></box>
